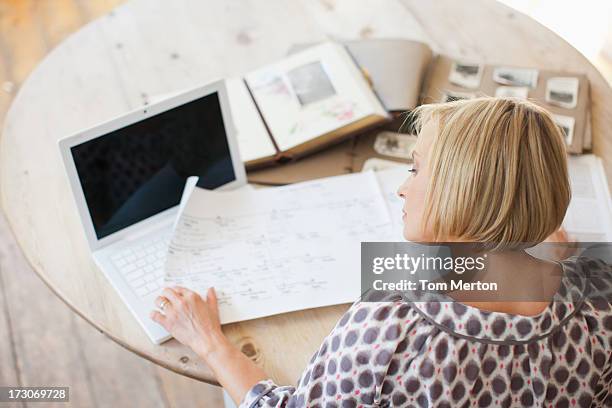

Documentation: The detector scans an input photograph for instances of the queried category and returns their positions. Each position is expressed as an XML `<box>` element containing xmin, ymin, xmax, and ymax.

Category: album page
<box><xmin>244</xmin><ymin>42</ymin><xmax>389</xmax><ymax>153</ymax></box>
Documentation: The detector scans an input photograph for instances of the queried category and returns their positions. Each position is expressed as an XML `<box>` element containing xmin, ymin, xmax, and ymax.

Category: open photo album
<box><xmin>424</xmin><ymin>56</ymin><xmax>591</xmax><ymax>153</ymax></box>
<box><xmin>230</xmin><ymin>40</ymin><xmax>591</xmax><ymax>177</ymax></box>
<box><xmin>227</xmin><ymin>42</ymin><xmax>390</xmax><ymax>169</ymax></box>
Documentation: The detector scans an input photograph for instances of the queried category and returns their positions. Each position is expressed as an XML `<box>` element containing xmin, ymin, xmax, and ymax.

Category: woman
<box><xmin>151</xmin><ymin>97</ymin><xmax>612</xmax><ymax>407</ymax></box>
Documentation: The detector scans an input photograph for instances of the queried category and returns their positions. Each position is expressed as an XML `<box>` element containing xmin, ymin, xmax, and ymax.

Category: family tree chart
<box><xmin>164</xmin><ymin>171</ymin><xmax>397</xmax><ymax>323</ymax></box>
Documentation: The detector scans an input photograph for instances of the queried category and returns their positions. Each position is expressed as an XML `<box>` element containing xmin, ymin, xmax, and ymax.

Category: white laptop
<box><xmin>59</xmin><ymin>80</ymin><xmax>246</xmax><ymax>344</ymax></box>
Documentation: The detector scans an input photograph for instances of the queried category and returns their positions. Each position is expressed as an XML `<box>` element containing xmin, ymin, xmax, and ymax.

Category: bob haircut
<box><xmin>406</xmin><ymin>97</ymin><xmax>571</xmax><ymax>249</ymax></box>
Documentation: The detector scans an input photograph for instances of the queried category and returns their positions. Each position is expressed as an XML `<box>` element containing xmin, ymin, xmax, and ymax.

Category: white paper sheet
<box><xmin>563</xmin><ymin>155</ymin><xmax>612</xmax><ymax>241</ymax></box>
<box><xmin>372</xmin><ymin>166</ymin><xmax>410</xmax><ymax>241</ymax></box>
<box><xmin>164</xmin><ymin>171</ymin><xmax>393</xmax><ymax>324</ymax></box>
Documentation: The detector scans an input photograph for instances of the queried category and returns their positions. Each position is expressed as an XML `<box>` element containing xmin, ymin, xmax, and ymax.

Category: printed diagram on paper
<box><xmin>164</xmin><ymin>171</ymin><xmax>394</xmax><ymax>323</ymax></box>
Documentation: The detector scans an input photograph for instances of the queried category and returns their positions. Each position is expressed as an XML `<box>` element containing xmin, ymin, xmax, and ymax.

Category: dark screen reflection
<box><xmin>72</xmin><ymin>92</ymin><xmax>235</xmax><ymax>239</ymax></box>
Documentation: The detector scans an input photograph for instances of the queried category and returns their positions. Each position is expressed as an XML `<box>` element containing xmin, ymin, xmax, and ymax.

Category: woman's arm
<box><xmin>150</xmin><ymin>286</ymin><xmax>268</xmax><ymax>405</ymax></box>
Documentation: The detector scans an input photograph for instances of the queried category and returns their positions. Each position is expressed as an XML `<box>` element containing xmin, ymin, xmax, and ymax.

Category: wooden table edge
<box><xmin>0</xmin><ymin>196</ymin><xmax>218</xmax><ymax>384</ymax></box>
<box><xmin>507</xmin><ymin>2</ymin><xmax>612</xmax><ymax>102</ymax></box>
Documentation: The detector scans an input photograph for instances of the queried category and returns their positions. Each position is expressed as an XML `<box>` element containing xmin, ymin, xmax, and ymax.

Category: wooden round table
<box><xmin>2</xmin><ymin>0</ymin><xmax>611</xmax><ymax>386</ymax></box>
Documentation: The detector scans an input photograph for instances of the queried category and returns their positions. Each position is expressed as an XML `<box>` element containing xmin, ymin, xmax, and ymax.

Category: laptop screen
<box><xmin>71</xmin><ymin>91</ymin><xmax>236</xmax><ymax>239</ymax></box>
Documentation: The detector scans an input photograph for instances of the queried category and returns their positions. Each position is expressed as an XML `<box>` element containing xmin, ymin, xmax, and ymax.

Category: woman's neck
<box><xmin>445</xmin><ymin>249</ymin><xmax>564</xmax><ymax>316</ymax></box>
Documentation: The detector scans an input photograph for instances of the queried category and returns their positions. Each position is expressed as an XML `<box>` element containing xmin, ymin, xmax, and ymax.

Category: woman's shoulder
<box><xmin>561</xmin><ymin>254</ymin><xmax>612</xmax><ymax>305</ymax></box>
<box><xmin>561</xmin><ymin>253</ymin><xmax>611</xmax><ymax>276</ymax></box>
<box><xmin>332</xmin><ymin>295</ymin><xmax>421</xmax><ymax>339</ymax></box>
<box><xmin>311</xmin><ymin>254</ymin><xmax>612</xmax><ymax>358</ymax></box>
<box><xmin>303</xmin><ymin>295</ymin><xmax>423</xmax><ymax>368</ymax></box>
<box><xmin>561</xmin><ymin>254</ymin><xmax>612</xmax><ymax>328</ymax></box>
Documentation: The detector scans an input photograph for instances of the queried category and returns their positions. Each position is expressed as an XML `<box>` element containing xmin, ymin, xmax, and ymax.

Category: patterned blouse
<box><xmin>238</xmin><ymin>257</ymin><xmax>612</xmax><ymax>408</ymax></box>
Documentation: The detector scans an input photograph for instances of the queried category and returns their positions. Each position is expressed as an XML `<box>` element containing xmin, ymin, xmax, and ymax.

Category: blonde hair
<box><xmin>406</xmin><ymin>97</ymin><xmax>570</xmax><ymax>249</ymax></box>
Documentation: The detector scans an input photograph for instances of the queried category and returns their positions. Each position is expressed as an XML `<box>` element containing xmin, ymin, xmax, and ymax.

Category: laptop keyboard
<box><xmin>110</xmin><ymin>234</ymin><xmax>170</xmax><ymax>299</ymax></box>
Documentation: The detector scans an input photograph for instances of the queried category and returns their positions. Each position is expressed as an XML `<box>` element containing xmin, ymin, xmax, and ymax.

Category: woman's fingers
<box><xmin>150</xmin><ymin>286</ymin><xmax>226</xmax><ymax>352</ymax></box>
<box><xmin>162</xmin><ymin>287</ymin><xmax>182</xmax><ymax>306</ymax></box>
<box><xmin>156</xmin><ymin>286</ymin><xmax>220</xmax><ymax>322</ymax></box>
<box><xmin>150</xmin><ymin>310</ymin><xmax>168</xmax><ymax>328</ymax></box>
<box><xmin>155</xmin><ymin>296</ymin><xmax>170</xmax><ymax>310</ymax></box>
<box><xmin>172</xmin><ymin>286</ymin><xmax>191</xmax><ymax>296</ymax></box>
<box><xmin>173</xmin><ymin>286</ymin><xmax>209</xmax><ymax>306</ymax></box>
<box><xmin>207</xmin><ymin>287</ymin><xmax>218</xmax><ymax>308</ymax></box>
<box><xmin>206</xmin><ymin>287</ymin><xmax>222</xmax><ymax>325</ymax></box>
<box><xmin>173</xmin><ymin>286</ymin><xmax>202</xmax><ymax>304</ymax></box>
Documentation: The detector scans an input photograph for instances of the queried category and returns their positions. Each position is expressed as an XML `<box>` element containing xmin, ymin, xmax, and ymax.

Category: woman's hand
<box><xmin>150</xmin><ymin>286</ymin><xmax>228</xmax><ymax>359</ymax></box>
<box><xmin>151</xmin><ymin>287</ymin><xmax>269</xmax><ymax>405</ymax></box>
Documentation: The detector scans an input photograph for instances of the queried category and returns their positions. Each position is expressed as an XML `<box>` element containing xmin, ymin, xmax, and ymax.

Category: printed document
<box><xmin>165</xmin><ymin>171</ymin><xmax>393</xmax><ymax>323</ymax></box>
<box><xmin>563</xmin><ymin>155</ymin><xmax>612</xmax><ymax>241</ymax></box>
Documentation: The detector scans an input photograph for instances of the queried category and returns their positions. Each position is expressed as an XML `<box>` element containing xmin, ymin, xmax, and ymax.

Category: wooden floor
<box><xmin>0</xmin><ymin>1</ymin><xmax>223</xmax><ymax>407</ymax></box>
